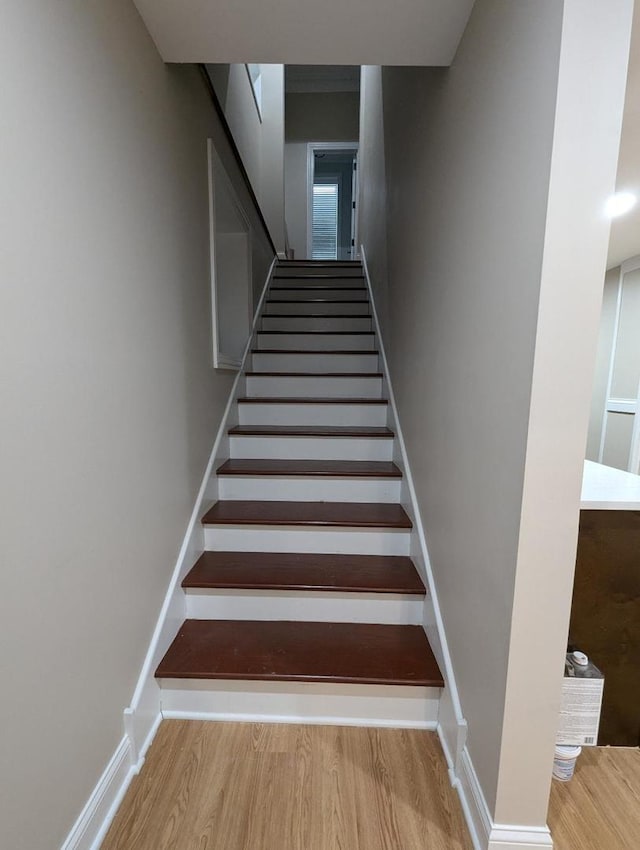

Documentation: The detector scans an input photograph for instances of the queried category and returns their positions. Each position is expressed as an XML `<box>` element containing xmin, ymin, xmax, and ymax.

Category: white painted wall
<box><xmin>357</xmin><ymin>69</ymin><xmax>389</xmax><ymax>328</ymax></box>
<box><xmin>358</xmin><ymin>0</ymin><xmax>631</xmax><ymax>838</ymax></box>
<box><xmin>586</xmin><ymin>267</ymin><xmax>621</xmax><ymax>460</ymax></box>
<box><xmin>209</xmin><ymin>64</ymin><xmax>286</xmax><ymax>255</ymax></box>
<box><xmin>286</xmin><ymin>93</ymin><xmax>360</xmax><ymax>143</ymax></box>
<box><xmin>0</xmin><ymin>3</ymin><xmax>273</xmax><ymax>849</ymax></box>
<box><xmin>284</xmin><ymin>143</ymin><xmax>309</xmax><ymax>260</ymax></box>
<box><xmin>134</xmin><ymin>0</ymin><xmax>475</xmax><ymax>65</ymax></box>
<box><xmin>283</xmin><ymin>93</ymin><xmax>361</xmax><ymax>260</ymax></box>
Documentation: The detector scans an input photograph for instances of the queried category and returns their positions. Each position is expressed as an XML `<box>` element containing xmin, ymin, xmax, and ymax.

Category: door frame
<box><xmin>306</xmin><ymin>142</ymin><xmax>358</xmax><ymax>260</ymax></box>
<box><xmin>598</xmin><ymin>252</ymin><xmax>640</xmax><ymax>470</ymax></box>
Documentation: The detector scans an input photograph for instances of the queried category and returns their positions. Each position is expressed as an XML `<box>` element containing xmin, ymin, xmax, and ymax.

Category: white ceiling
<box><xmin>608</xmin><ymin>4</ymin><xmax>640</xmax><ymax>268</ymax></box>
<box><xmin>133</xmin><ymin>0</ymin><xmax>475</xmax><ymax>66</ymax></box>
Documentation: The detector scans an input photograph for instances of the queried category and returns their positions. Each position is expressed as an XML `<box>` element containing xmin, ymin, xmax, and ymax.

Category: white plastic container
<box><xmin>553</xmin><ymin>745</ymin><xmax>582</xmax><ymax>782</ymax></box>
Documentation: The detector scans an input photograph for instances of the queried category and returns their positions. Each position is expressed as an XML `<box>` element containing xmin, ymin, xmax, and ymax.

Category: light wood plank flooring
<box><xmin>549</xmin><ymin>746</ymin><xmax>640</xmax><ymax>849</ymax></box>
<box><xmin>102</xmin><ymin>720</ymin><xmax>473</xmax><ymax>850</ymax></box>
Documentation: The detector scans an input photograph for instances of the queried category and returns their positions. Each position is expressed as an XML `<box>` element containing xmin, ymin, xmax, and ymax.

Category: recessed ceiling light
<box><xmin>605</xmin><ymin>191</ymin><xmax>637</xmax><ymax>218</ymax></box>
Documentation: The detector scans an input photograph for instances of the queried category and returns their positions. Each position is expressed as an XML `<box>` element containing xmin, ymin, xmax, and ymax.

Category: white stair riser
<box><xmin>229</xmin><ymin>435</ymin><xmax>394</xmax><ymax>461</ymax></box>
<box><xmin>252</xmin><ymin>352</ymin><xmax>379</xmax><ymax>373</ymax></box>
<box><xmin>159</xmin><ymin>680</ymin><xmax>441</xmax><ymax>728</ymax></box>
<box><xmin>267</xmin><ymin>288</ymin><xmax>367</xmax><ymax>301</ymax></box>
<box><xmin>238</xmin><ymin>402</ymin><xmax>388</xmax><ymax>426</ymax></box>
<box><xmin>217</xmin><ymin>476</ymin><xmax>402</xmax><ymax>502</ymax></box>
<box><xmin>264</xmin><ymin>301</ymin><xmax>370</xmax><ymax>316</ymax></box>
<box><xmin>185</xmin><ymin>589</ymin><xmax>424</xmax><ymax>625</ymax></box>
<box><xmin>245</xmin><ymin>375</ymin><xmax>382</xmax><ymax>399</ymax></box>
<box><xmin>255</xmin><ymin>333</ymin><xmax>376</xmax><ymax>351</ymax></box>
<box><xmin>204</xmin><ymin>526</ymin><xmax>410</xmax><ymax>555</ymax></box>
<box><xmin>262</xmin><ymin>316</ymin><xmax>372</xmax><ymax>332</ymax></box>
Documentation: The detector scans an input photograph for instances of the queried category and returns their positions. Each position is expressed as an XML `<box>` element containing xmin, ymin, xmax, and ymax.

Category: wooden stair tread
<box><xmin>217</xmin><ymin>459</ymin><xmax>402</xmax><ymax>478</ymax></box>
<box><xmin>237</xmin><ymin>397</ymin><xmax>388</xmax><ymax>404</ymax></box>
<box><xmin>257</xmin><ymin>331</ymin><xmax>375</xmax><ymax>335</ymax></box>
<box><xmin>155</xmin><ymin>620</ymin><xmax>442</xmax><ymax>686</ymax></box>
<box><xmin>229</xmin><ymin>425</ymin><xmax>394</xmax><ymax>438</ymax></box>
<box><xmin>264</xmin><ymin>313</ymin><xmax>371</xmax><ymax>318</ymax></box>
<box><xmin>273</xmin><ymin>275</ymin><xmax>365</xmax><ymax>280</ymax></box>
<box><xmin>269</xmin><ymin>286</ymin><xmax>367</xmax><ymax>291</ymax></box>
<box><xmin>267</xmin><ymin>299</ymin><xmax>368</xmax><ymax>303</ymax></box>
<box><xmin>245</xmin><ymin>371</ymin><xmax>383</xmax><ymax>378</ymax></box>
<box><xmin>201</xmin><ymin>500</ymin><xmax>412</xmax><ymax>528</ymax></box>
<box><xmin>252</xmin><ymin>349</ymin><xmax>379</xmax><ymax>355</ymax></box>
<box><xmin>183</xmin><ymin>552</ymin><xmax>426</xmax><ymax>594</ymax></box>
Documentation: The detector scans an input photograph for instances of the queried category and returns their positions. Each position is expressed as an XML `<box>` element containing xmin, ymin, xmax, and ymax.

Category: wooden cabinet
<box><xmin>569</xmin><ymin>510</ymin><xmax>640</xmax><ymax>746</ymax></box>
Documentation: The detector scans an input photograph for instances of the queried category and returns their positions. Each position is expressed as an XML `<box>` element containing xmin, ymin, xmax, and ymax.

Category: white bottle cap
<box><xmin>572</xmin><ymin>651</ymin><xmax>589</xmax><ymax>666</ymax></box>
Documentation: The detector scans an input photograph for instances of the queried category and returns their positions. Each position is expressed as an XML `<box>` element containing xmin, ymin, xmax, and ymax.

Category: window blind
<box><xmin>312</xmin><ymin>184</ymin><xmax>339</xmax><ymax>260</ymax></box>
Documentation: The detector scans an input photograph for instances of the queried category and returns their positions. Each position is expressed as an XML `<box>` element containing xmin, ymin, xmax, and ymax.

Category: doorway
<box><xmin>306</xmin><ymin>143</ymin><xmax>358</xmax><ymax>260</ymax></box>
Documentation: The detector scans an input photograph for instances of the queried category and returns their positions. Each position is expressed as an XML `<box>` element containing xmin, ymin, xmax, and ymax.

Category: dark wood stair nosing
<box><xmin>182</xmin><ymin>552</ymin><xmax>424</xmax><ymax>595</ymax></box>
<box><xmin>251</xmin><ymin>349</ymin><xmax>380</xmax><ymax>355</ymax></box>
<box><xmin>263</xmin><ymin>313</ymin><xmax>372</xmax><ymax>319</ymax></box>
<box><xmin>216</xmin><ymin>459</ymin><xmax>402</xmax><ymax>479</ymax></box>
<box><xmin>155</xmin><ymin>620</ymin><xmax>442</xmax><ymax>688</ymax></box>
<box><xmin>228</xmin><ymin>425</ymin><xmax>394</xmax><ymax>438</ymax></box>
<box><xmin>266</xmin><ymin>299</ymin><xmax>369</xmax><ymax>304</ymax></box>
<box><xmin>201</xmin><ymin>500</ymin><xmax>413</xmax><ymax>529</ymax></box>
<box><xmin>236</xmin><ymin>397</ymin><xmax>389</xmax><ymax>405</ymax></box>
<box><xmin>245</xmin><ymin>371</ymin><xmax>383</xmax><ymax>378</ymax></box>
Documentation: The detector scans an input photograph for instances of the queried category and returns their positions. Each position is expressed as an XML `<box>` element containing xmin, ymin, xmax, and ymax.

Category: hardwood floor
<box><xmin>548</xmin><ymin>746</ymin><xmax>640</xmax><ymax>849</ymax></box>
<box><xmin>102</xmin><ymin>721</ymin><xmax>473</xmax><ymax>850</ymax></box>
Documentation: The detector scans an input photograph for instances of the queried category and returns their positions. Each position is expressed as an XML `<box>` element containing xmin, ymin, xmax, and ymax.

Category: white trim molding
<box><xmin>307</xmin><ymin>142</ymin><xmax>359</xmax><ymax>259</ymax></box>
<box><xmin>61</xmin><ymin>257</ymin><xmax>277</xmax><ymax>850</ymax></box>
<box><xmin>361</xmin><ymin>246</ymin><xmax>553</xmax><ymax>850</ymax></box>
<box><xmin>123</xmin><ymin>256</ymin><xmax>277</xmax><ymax>762</ymax></box>
<box><xmin>458</xmin><ymin>747</ymin><xmax>553</xmax><ymax>850</ymax></box>
<box><xmin>598</xmin><ymin>253</ymin><xmax>640</xmax><ymax>469</ymax></box>
<box><xmin>360</xmin><ymin>245</ymin><xmax>467</xmax><ymax>764</ymax></box>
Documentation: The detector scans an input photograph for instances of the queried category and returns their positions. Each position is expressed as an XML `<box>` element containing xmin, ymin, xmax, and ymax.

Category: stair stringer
<box><xmin>359</xmin><ymin>247</ymin><xmax>468</xmax><ymax>777</ymax></box>
<box><xmin>121</xmin><ymin>257</ymin><xmax>277</xmax><ymax>767</ymax></box>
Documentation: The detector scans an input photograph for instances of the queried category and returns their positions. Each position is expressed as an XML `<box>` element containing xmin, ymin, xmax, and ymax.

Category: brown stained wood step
<box><xmin>267</xmin><ymin>299</ymin><xmax>369</xmax><ymax>304</ymax></box>
<box><xmin>201</xmin><ymin>501</ymin><xmax>412</xmax><ymax>528</ymax></box>
<box><xmin>245</xmin><ymin>372</ymin><xmax>383</xmax><ymax>378</ymax></box>
<box><xmin>216</xmin><ymin>459</ymin><xmax>402</xmax><ymax>478</ymax></box>
<box><xmin>273</xmin><ymin>275</ymin><xmax>365</xmax><ymax>280</ymax></box>
<box><xmin>251</xmin><ymin>349</ymin><xmax>379</xmax><ymax>355</ymax></box>
<box><xmin>264</xmin><ymin>313</ymin><xmax>369</xmax><ymax>318</ymax></box>
<box><xmin>155</xmin><ymin>620</ymin><xmax>442</xmax><ymax>686</ymax></box>
<box><xmin>182</xmin><ymin>552</ymin><xmax>426</xmax><ymax>594</ymax></box>
<box><xmin>269</xmin><ymin>287</ymin><xmax>366</xmax><ymax>292</ymax></box>
<box><xmin>236</xmin><ymin>397</ymin><xmax>388</xmax><ymax>405</ymax></box>
<box><xmin>229</xmin><ymin>425</ymin><xmax>394</xmax><ymax>438</ymax></box>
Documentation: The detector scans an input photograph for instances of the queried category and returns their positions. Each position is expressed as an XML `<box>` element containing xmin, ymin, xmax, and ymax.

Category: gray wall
<box><xmin>358</xmin><ymin>0</ymin><xmax>631</xmax><ymax>830</ymax></box>
<box><xmin>286</xmin><ymin>93</ymin><xmax>360</xmax><ymax>142</ymax></box>
<box><xmin>0</xmin><ymin>2</ymin><xmax>273</xmax><ymax>849</ymax></box>
<box><xmin>208</xmin><ymin>64</ymin><xmax>286</xmax><ymax>255</ymax></box>
<box><xmin>586</xmin><ymin>267</ymin><xmax>621</xmax><ymax>460</ymax></box>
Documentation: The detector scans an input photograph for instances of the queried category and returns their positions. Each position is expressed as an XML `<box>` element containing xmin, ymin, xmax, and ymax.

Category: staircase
<box><xmin>155</xmin><ymin>260</ymin><xmax>444</xmax><ymax>726</ymax></box>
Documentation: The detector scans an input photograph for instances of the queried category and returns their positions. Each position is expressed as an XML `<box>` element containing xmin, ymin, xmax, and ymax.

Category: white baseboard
<box><xmin>457</xmin><ymin>746</ymin><xmax>553</xmax><ymax>850</ymax></box>
<box><xmin>60</xmin><ymin>714</ymin><xmax>162</xmax><ymax>850</ymax></box>
<box><xmin>62</xmin><ymin>259</ymin><xmax>277</xmax><ymax>849</ymax></box>
<box><xmin>360</xmin><ymin>246</ymin><xmax>466</xmax><ymax>760</ymax></box>
<box><xmin>122</xmin><ymin>257</ymin><xmax>277</xmax><ymax>761</ymax></box>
